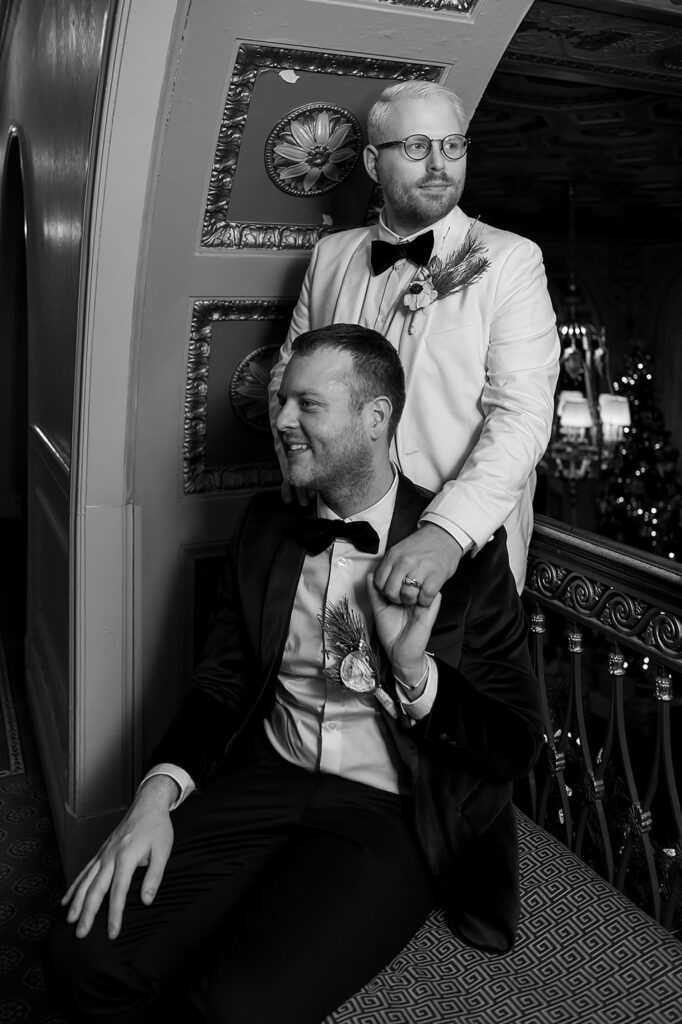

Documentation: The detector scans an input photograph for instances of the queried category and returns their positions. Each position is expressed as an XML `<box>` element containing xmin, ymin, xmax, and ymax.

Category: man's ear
<box><xmin>363</xmin><ymin>144</ymin><xmax>380</xmax><ymax>185</ymax></box>
<box><xmin>368</xmin><ymin>396</ymin><xmax>392</xmax><ymax>441</ymax></box>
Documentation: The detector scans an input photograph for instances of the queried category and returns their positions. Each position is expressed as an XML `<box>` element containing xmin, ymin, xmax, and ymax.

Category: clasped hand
<box><xmin>368</xmin><ymin>571</ymin><xmax>441</xmax><ymax>684</ymax></box>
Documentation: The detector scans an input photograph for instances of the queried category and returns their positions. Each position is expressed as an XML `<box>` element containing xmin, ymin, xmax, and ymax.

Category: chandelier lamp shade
<box><xmin>548</xmin><ymin>182</ymin><xmax>631</xmax><ymax>521</ymax></box>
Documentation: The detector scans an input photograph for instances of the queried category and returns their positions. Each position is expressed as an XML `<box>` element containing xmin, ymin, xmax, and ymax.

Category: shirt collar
<box><xmin>378</xmin><ymin>208</ymin><xmax>454</xmax><ymax>252</ymax></box>
<box><xmin>316</xmin><ymin>464</ymin><xmax>399</xmax><ymax>540</ymax></box>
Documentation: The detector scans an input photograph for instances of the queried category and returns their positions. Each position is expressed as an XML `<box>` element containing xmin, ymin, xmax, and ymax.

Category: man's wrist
<box><xmin>419</xmin><ymin>521</ymin><xmax>464</xmax><ymax>555</ymax></box>
<box><xmin>137</xmin><ymin>773</ymin><xmax>180</xmax><ymax>811</ymax></box>
<box><xmin>394</xmin><ymin>658</ymin><xmax>429</xmax><ymax>693</ymax></box>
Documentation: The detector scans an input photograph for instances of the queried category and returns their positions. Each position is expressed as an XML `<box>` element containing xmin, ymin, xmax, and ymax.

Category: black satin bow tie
<box><xmin>370</xmin><ymin>229</ymin><xmax>434</xmax><ymax>276</ymax></box>
<box><xmin>289</xmin><ymin>517</ymin><xmax>380</xmax><ymax>556</ymax></box>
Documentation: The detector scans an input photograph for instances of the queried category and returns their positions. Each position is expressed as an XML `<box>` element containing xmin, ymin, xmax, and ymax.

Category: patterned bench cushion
<box><xmin>325</xmin><ymin>811</ymin><xmax>682</xmax><ymax>1023</ymax></box>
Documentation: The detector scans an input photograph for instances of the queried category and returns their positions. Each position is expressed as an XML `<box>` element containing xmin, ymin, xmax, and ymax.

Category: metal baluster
<box><xmin>611</xmin><ymin>648</ymin><xmax>660</xmax><ymax>921</ymax></box>
<box><xmin>656</xmin><ymin>670</ymin><xmax>682</xmax><ymax>932</ymax></box>
<box><xmin>572</xmin><ymin>629</ymin><xmax>614</xmax><ymax>883</ymax></box>
<box><xmin>526</xmin><ymin>609</ymin><xmax>544</xmax><ymax>821</ymax></box>
<box><xmin>532</xmin><ymin>606</ymin><xmax>573</xmax><ymax>847</ymax></box>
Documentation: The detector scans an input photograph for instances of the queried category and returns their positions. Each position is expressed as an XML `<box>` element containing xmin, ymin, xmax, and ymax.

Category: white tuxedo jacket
<box><xmin>269</xmin><ymin>206</ymin><xmax>559</xmax><ymax>590</ymax></box>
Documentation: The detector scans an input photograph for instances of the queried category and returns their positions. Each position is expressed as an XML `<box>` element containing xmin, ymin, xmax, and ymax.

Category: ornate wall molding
<box><xmin>184</xmin><ymin>299</ymin><xmax>293</xmax><ymax>494</ymax></box>
<box><xmin>201</xmin><ymin>44</ymin><xmax>441</xmax><ymax>250</ymax></box>
<box><xmin>526</xmin><ymin>517</ymin><xmax>682</xmax><ymax>672</ymax></box>
<box><xmin>375</xmin><ymin>0</ymin><xmax>478</xmax><ymax>10</ymax></box>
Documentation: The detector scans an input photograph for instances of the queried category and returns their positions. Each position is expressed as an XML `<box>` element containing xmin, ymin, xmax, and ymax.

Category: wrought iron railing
<box><xmin>523</xmin><ymin>515</ymin><xmax>682</xmax><ymax>934</ymax></box>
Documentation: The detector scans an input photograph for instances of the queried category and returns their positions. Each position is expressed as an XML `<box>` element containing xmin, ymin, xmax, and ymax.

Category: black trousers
<box><xmin>46</xmin><ymin>728</ymin><xmax>435</xmax><ymax>1024</ymax></box>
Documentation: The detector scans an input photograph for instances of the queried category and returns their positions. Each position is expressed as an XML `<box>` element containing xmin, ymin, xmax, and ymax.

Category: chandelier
<box><xmin>547</xmin><ymin>185</ymin><xmax>630</xmax><ymax>523</ymax></box>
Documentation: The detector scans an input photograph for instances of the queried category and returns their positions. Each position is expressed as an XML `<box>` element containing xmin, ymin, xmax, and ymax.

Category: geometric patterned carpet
<box><xmin>326</xmin><ymin>811</ymin><xmax>682</xmax><ymax>1024</ymax></box>
<box><xmin>0</xmin><ymin>638</ymin><xmax>66</xmax><ymax>1024</ymax></box>
<box><xmin>3</xmin><ymin>659</ymin><xmax>682</xmax><ymax>1024</ymax></box>
<box><xmin>2</xmin><ymin>596</ymin><xmax>682</xmax><ymax>1024</ymax></box>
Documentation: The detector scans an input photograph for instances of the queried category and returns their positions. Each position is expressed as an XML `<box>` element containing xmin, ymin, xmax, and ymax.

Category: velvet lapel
<box><xmin>386</xmin><ymin>472</ymin><xmax>431</xmax><ymax>550</ymax></box>
<box><xmin>258</xmin><ymin>508</ymin><xmax>311</xmax><ymax>683</ymax></box>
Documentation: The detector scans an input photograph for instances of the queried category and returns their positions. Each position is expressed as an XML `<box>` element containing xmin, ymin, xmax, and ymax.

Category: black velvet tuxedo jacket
<box><xmin>151</xmin><ymin>473</ymin><xmax>544</xmax><ymax>953</ymax></box>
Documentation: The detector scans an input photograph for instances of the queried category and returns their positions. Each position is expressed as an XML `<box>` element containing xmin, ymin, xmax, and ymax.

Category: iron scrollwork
<box><xmin>527</xmin><ymin>558</ymin><xmax>682</xmax><ymax>667</ymax></box>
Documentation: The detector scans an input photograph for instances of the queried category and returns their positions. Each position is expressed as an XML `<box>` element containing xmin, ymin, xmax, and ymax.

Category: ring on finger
<box><xmin>402</xmin><ymin>576</ymin><xmax>422</xmax><ymax>590</ymax></box>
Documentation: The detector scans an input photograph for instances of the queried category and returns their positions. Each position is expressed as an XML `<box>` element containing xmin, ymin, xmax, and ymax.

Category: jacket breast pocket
<box><xmin>421</xmin><ymin>320</ymin><xmax>487</xmax><ymax>383</ymax></box>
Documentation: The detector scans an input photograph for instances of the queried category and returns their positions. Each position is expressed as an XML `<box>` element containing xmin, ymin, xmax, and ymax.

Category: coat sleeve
<box><xmin>148</xmin><ymin>515</ymin><xmax>258</xmax><ymax>786</ymax></box>
<box><xmin>422</xmin><ymin>236</ymin><xmax>559</xmax><ymax>550</ymax></box>
<box><xmin>267</xmin><ymin>243</ymin><xmax>319</xmax><ymax>474</ymax></box>
<box><xmin>421</xmin><ymin>530</ymin><xmax>544</xmax><ymax>782</ymax></box>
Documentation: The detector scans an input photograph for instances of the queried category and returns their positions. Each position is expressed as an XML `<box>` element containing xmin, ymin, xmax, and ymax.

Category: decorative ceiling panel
<box><xmin>505</xmin><ymin>1</ymin><xmax>682</xmax><ymax>92</ymax></box>
<box><xmin>201</xmin><ymin>44</ymin><xmax>442</xmax><ymax>250</ymax></box>
<box><xmin>465</xmin><ymin>69</ymin><xmax>682</xmax><ymax>241</ymax></box>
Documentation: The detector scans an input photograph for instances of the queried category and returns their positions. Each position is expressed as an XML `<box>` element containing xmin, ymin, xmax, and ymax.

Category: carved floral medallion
<box><xmin>265</xmin><ymin>104</ymin><xmax>362</xmax><ymax>196</ymax></box>
<box><xmin>230</xmin><ymin>345</ymin><xmax>280</xmax><ymax>431</ymax></box>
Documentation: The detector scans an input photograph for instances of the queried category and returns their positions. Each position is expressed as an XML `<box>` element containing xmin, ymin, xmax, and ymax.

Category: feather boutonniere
<box><xmin>319</xmin><ymin>597</ymin><xmax>397</xmax><ymax>718</ymax></box>
<box><xmin>404</xmin><ymin>224</ymin><xmax>490</xmax><ymax>334</ymax></box>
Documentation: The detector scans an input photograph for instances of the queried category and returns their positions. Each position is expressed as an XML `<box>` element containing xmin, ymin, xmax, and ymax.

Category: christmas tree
<box><xmin>597</xmin><ymin>347</ymin><xmax>682</xmax><ymax>562</ymax></box>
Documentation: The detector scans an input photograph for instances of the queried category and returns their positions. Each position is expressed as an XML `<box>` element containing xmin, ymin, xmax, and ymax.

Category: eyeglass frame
<box><xmin>373</xmin><ymin>133</ymin><xmax>470</xmax><ymax>162</ymax></box>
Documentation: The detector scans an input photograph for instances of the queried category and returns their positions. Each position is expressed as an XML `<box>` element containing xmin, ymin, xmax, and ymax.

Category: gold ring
<box><xmin>402</xmin><ymin>576</ymin><xmax>422</xmax><ymax>589</ymax></box>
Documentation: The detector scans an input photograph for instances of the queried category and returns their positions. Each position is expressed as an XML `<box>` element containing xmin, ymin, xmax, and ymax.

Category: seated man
<box><xmin>46</xmin><ymin>324</ymin><xmax>543</xmax><ymax>1024</ymax></box>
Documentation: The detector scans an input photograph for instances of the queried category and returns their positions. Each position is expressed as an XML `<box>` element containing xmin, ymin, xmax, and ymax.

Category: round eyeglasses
<box><xmin>375</xmin><ymin>134</ymin><xmax>469</xmax><ymax>162</ymax></box>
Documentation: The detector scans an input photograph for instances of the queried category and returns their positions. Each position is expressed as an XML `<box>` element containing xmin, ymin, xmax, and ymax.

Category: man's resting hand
<box><xmin>61</xmin><ymin>774</ymin><xmax>177</xmax><ymax>941</ymax></box>
<box><xmin>374</xmin><ymin>523</ymin><xmax>463</xmax><ymax>607</ymax></box>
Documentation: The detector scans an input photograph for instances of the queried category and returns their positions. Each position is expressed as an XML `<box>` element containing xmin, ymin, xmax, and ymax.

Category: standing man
<box><xmin>47</xmin><ymin>326</ymin><xmax>542</xmax><ymax>1024</ymax></box>
<box><xmin>268</xmin><ymin>80</ymin><xmax>559</xmax><ymax>597</ymax></box>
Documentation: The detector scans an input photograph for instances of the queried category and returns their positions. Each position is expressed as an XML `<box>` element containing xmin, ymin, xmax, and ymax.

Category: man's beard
<box><xmin>381</xmin><ymin>172</ymin><xmax>463</xmax><ymax>230</ymax></box>
<box><xmin>288</xmin><ymin>429</ymin><xmax>375</xmax><ymax>507</ymax></box>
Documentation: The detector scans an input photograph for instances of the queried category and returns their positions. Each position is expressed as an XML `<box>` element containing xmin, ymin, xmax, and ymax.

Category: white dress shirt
<box><xmin>143</xmin><ymin>469</ymin><xmax>437</xmax><ymax>807</ymax></box>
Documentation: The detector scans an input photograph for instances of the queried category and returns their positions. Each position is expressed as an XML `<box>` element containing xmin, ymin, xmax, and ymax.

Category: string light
<box><xmin>596</xmin><ymin>346</ymin><xmax>681</xmax><ymax>564</ymax></box>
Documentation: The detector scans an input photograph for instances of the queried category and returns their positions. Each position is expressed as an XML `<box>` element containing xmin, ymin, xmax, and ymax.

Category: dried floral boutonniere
<box><xmin>319</xmin><ymin>597</ymin><xmax>396</xmax><ymax>718</ymax></box>
<box><xmin>404</xmin><ymin>224</ymin><xmax>490</xmax><ymax>334</ymax></box>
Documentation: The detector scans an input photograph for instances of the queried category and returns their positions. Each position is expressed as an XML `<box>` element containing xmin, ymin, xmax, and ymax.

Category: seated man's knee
<box><xmin>44</xmin><ymin>917</ymin><xmax>151</xmax><ymax>1023</ymax></box>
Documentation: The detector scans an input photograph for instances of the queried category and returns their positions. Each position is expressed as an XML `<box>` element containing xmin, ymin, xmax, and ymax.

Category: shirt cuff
<box><xmin>138</xmin><ymin>764</ymin><xmax>196</xmax><ymax>811</ymax></box>
<box><xmin>395</xmin><ymin>654</ymin><xmax>438</xmax><ymax>720</ymax></box>
<box><xmin>419</xmin><ymin>513</ymin><xmax>474</xmax><ymax>555</ymax></box>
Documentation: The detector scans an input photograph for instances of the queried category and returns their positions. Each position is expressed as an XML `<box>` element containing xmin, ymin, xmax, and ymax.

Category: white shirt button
<box><xmin>337</xmin><ymin>557</ymin><xmax>347</xmax><ymax>567</ymax></box>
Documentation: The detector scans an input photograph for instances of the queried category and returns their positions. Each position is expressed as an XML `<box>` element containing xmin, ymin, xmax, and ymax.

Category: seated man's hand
<box><xmin>61</xmin><ymin>775</ymin><xmax>177</xmax><ymax>941</ymax></box>
<box><xmin>280</xmin><ymin>479</ymin><xmax>311</xmax><ymax>506</ymax></box>
<box><xmin>368</xmin><ymin>572</ymin><xmax>441</xmax><ymax>684</ymax></box>
<box><xmin>374</xmin><ymin>523</ymin><xmax>463</xmax><ymax>607</ymax></box>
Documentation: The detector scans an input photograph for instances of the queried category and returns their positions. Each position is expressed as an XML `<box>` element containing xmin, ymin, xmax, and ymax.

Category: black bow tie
<box><xmin>370</xmin><ymin>230</ymin><xmax>434</xmax><ymax>276</ymax></box>
<box><xmin>289</xmin><ymin>517</ymin><xmax>380</xmax><ymax>556</ymax></box>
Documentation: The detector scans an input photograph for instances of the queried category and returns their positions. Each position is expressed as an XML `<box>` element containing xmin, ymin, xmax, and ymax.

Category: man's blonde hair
<box><xmin>366</xmin><ymin>81</ymin><xmax>469</xmax><ymax>144</ymax></box>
